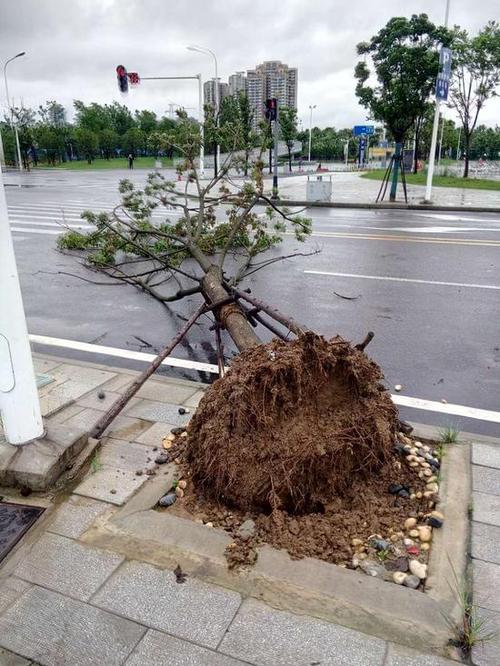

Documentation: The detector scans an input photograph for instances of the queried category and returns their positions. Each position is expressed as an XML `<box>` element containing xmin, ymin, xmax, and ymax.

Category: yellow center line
<box><xmin>286</xmin><ymin>231</ymin><xmax>500</xmax><ymax>247</ymax></box>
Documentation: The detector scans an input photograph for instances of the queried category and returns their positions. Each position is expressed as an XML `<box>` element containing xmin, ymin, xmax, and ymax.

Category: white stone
<box><xmin>404</xmin><ymin>517</ymin><xmax>417</xmax><ymax>530</ymax></box>
<box><xmin>417</xmin><ymin>526</ymin><xmax>432</xmax><ymax>542</ymax></box>
<box><xmin>403</xmin><ymin>538</ymin><xmax>414</xmax><ymax>547</ymax></box>
<box><xmin>409</xmin><ymin>560</ymin><xmax>427</xmax><ymax>579</ymax></box>
<box><xmin>393</xmin><ymin>572</ymin><xmax>407</xmax><ymax>585</ymax></box>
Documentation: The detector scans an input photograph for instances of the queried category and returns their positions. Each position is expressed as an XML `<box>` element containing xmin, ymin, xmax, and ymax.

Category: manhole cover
<box><xmin>0</xmin><ymin>502</ymin><xmax>45</xmax><ymax>563</ymax></box>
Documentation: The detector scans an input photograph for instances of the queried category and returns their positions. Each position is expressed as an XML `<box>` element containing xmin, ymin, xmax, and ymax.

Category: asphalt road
<box><xmin>4</xmin><ymin>169</ymin><xmax>500</xmax><ymax>436</ymax></box>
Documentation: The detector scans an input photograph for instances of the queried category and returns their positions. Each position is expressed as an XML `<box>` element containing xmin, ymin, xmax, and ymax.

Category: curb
<box><xmin>273</xmin><ymin>199</ymin><xmax>500</xmax><ymax>213</ymax></box>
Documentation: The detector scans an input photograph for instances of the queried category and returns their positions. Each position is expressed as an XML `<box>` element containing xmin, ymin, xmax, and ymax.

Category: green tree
<box><xmin>470</xmin><ymin>124</ymin><xmax>500</xmax><ymax>160</ymax></box>
<box><xmin>38</xmin><ymin>100</ymin><xmax>66</xmax><ymax>127</ymax></box>
<box><xmin>122</xmin><ymin>127</ymin><xmax>145</xmax><ymax>157</ymax></box>
<box><xmin>355</xmin><ymin>14</ymin><xmax>451</xmax><ymax>199</ymax></box>
<box><xmin>135</xmin><ymin>109</ymin><xmax>157</xmax><ymax>134</ymax></box>
<box><xmin>106</xmin><ymin>102</ymin><xmax>135</xmax><ymax>135</ymax></box>
<box><xmin>98</xmin><ymin>129</ymin><xmax>119</xmax><ymax>159</ymax></box>
<box><xmin>279</xmin><ymin>106</ymin><xmax>298</xmax><ymax>171</ymax></box>
<box><xmin>448</xmin><ymin>21</ymin><xmax>500</xmax><ymax>177</ymax></box>
<box><xmin>74</xmin><ymin>101</ymin><xmax>109</xmax><ymax>133</ymax></box>
<box><xmin>74</xmin><ymin>127</ymin><xmax>98</xmax><ymax>163</ymax></box>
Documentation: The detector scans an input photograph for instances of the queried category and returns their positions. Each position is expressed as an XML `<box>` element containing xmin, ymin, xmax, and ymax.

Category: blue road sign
<box><xmin>435</xmin><ymin>76</ymin><xmax>449</xmax><ymax>101</ymax></box>
<box><xmin>440</xmin><ymin>47</ymin><xmax>452</xmax><ymax>79</ymax></box>
<box><xmin>353</xmin><ymin>125</ymin><xmax>374</xmax><ymax>136</ymax></box>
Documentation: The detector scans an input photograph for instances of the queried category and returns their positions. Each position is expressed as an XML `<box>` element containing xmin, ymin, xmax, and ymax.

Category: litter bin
<box><xmin>306</xmin><ymin>175</ymin><xmax>332</xmax><ymax>202</ymax></box>
<box><xmin>155</xmin><ymin>160</ymin><xmax>162</xmax><ymax>169</ymax></box>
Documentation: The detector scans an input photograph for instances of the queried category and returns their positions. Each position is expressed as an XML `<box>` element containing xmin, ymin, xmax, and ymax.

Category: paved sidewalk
<box><xmin>0</xmin><ymin>353</ymin><xmax>487</xmax><ymax>665</ymax></box>
<box><xmin>471</xmin><ymin>443</ymin><xmax>500</xmax><ymax>665</ymax></box>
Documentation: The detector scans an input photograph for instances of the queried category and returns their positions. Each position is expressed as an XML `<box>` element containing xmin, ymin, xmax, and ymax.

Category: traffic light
<box><xmin>127</xmin><ymin>72</ymin><xmax>140</xmax><ymax>86</ymax></box>
<box><xmin>265</xmin><ymin>98</ymin><xmax>278</xmax><ymax>121</ymax></box>
<box><xmin>116</xmin><ymin>65</ymin><xmax>128</xmax><ymax>93</ymax></box>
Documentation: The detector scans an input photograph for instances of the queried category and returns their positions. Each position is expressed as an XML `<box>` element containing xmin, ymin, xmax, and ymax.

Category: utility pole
<box><xmin>425</xmin><ymin>0</ymin><xmax>451</xmax><ymax>202</ymax></box>
<box><xmin>272</xmin><ymin>100</ymin><xmax>279</xmax><ymax>199</ymax></box>
<box><xmin>308</xmin><ymin>104</ymin><xmax>316</xmax><ymax>164</ymax></box>
<box><xmin>0</xmin><ymin>167</ymin><xmax>43</xmax><ymax>444</ymax></box>
<box><xmin>3</xmin><ymin>52</ymin><xmax>26</xmax><ymax>172</ymax></box>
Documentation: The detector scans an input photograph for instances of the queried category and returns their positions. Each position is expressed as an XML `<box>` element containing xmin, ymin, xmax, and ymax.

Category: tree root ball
<box><xmin>185</xmin><ymin>332</ymin><xmax>398</xmax><ymax>515</ymax></box>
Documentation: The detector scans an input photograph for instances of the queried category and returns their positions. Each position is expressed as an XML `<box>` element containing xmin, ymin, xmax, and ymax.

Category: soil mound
<box><xmin>185</xmin><ymin>332</ymin><xmax>398</xmax><ymax>514</ymax></box>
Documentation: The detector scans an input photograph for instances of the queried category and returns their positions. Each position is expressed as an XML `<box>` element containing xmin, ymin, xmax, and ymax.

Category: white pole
<box><xmin>437</xmin><ymin>113</ymin><xmax>445</xmax><ymax>169</ymax></box>
<box><xmin>424</xmin><ymin>0</ymin><xmax>450</xmax><ymax>202</ymax></box>
<box><xmin>198</xmin><ymin>74</ymin><xmax>204</xmax><ymax>176</ymax></box>
<box><xmin>213</xmin><ymin>53</ymin><xmax>220</xmax><ymax>176</ymax></box>
<box><xmin>308</xmin><ymin>104</ymin><xmax>315</xmax><ymax>163</ymax></box>
<box><xmin>3</xmin><ymin>56</ymin><xmax>24</xmax><ymax>172</ymax></box>
<box><xmin>0</xmin><ymin>168</ymin><xmax>43</xmax><ymax>444</ymax></box>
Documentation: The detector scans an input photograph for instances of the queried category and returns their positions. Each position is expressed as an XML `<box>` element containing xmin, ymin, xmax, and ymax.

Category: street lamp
<box><xmin>3</xmin><ymin>51</ymin><xmax>26</xmax><ymax>172</ymax></box>
<box><xmin>187</xmin><ymin>45</ymin><xmax>219</xmax><ymax>176</ymax></box>
<box><xmin>308</xmin><ymin>104</ymin><xmax>316</xmax><ymax>164</ymax></box>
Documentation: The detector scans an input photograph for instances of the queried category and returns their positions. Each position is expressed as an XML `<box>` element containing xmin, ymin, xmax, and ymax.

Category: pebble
<box><xmin>428</xmin><ymin>476</ymin><xmax>437</xmax><ymax>483</ymax></box>
<box><xmin>178</xmin><ymin>479</ymin><xmax>187</xmax><ymax>490</ymax></box>
<box><xmin>351</xmin><ymin>538</ymin><xmax>364</xmax><ymax>547</ymax></box>
<box><xmin>394</xmin><ymin>384</ymin><xmax>402</xmax><ymax>392</ymax></box>
<box><xmin>372</xmin><ymin>539</ymin><xmax>390</xmax><ymax>551</ymax></box>
<box><xmin>171</xmin><ymin>427</ymin><xmax>185</xmax><ymax>435</ymax></box>
<box><xmin>414</xmin><ymin>441</ymin><xmax>422</xmax><ymax>449</ymax></box>
<box><xmin>404</xmin><ymin>517</ymin><xmax>417</xmax><ymax>530</ymax></box>
<box><xmin>159</xmin><ymin>492</ymin><xmax>176</xmax><ymax>507</ymax></box>
<box><xmin>421</xmin><ymin>542</ymin><xmax>431</xmax><ymax>551</ymax></box>
<box><xmin>403</xmin><ymin>538</ymin><xmax>414</xmax><ymax>546</ymax></box>
<box><xmin>416</xmin><ymin>492</ymin><xmax>423</xmax><ymax>499</ymax></box>
<box><xmin>175</xmin><ymin>487</ymin><xmax>184</xmax><ymax>498</ymax></box>
<box><xmin>135</xmin><ymin>469</ymin><xmax>143</xmax><ymax>476</ymax></box>
<box><xmin>359</xmin><ymin>560</ymin><xmax>387</xmax><ymax>578</ymax></box>
<box><xmin>110</xmin><ymin>489</ymin><xmax>117</xmax><ymax>494</ymax></box>
<box><xmin>237</xmin><ymin>519</ymin><xmax>256</xmax><ymax>541</ymax></box>
<box><xmin>426</xmin><ymin>482</ymin><xmax>439</xmax><ymax>494</ymax></box>
<box><xmin>181</xmin><ymin>431</ymin><xmax>188</xmax><ymax>438</ymax></box>
<box><xmin>388</xmin><ymin>484</ymin><xmax>403</xmax><ymax>495</ymax></box>
<box><xmin>385</xmin><ymin>556</ymin><xmax>409</xmax><ymax>572</ymax></box>
<box><xmin>422</xmin><ymin>445</ymin><xmax>430</xmax><ymax>452</ymax></box>
<box><xmin>409</xmin><ymin>462</ymin><xmax>419</xmax><ymax>468</ymax></box>
<box><xmin>403</xmin><ymin>575</ymin><xmax>421</xmax><ymax>589</ymax></box>
<box><xmin>409</xmin><ymin>560</ymin><xmax>427</xmax><ymax>579</ymax></box>
<box><xmin>205</xmin><ymin>522</ymin><xmax>214</xmax><ymax>528</ymax></box>
<box><xmin>409</xmin><ymin>529</ymin><xmax>419</xmax><ymax>538</ymax></box>
<box><xmin>406</xmin><ymin>545</ymin><xmax>420</xmax><ymax>556</ymax></box>
<box><xmin>423</xmin><ymin>469</ymin><xmax>433</xmax><ymax>477</ymax></box>
<box><xmin>390</xmin><ymin>534</ymin><xmax>400</xmax><ymax>543</ymax></box>
<box><xmin>393</xmin><ymin>572</ymin><xmax>408</xmax><ymax>585</ymax></box>
<box><xmin>398</xmin><ymin>489</ymin><xmax>410</xmax><ymax>498</ymax></box>
<box><xmin>358</xmin><ymin>552</ymin><xmax>368</xmax><ymax>560</ymax></box>
<box><xmin>417</xmin><ymin>525</ymin><xmax>432</xmax><ymax>542</ymax></box>
<box><xmin>178</xmin><ymin>407</ymin><xmax>186</xmax><ymax>415</ymax></box>
<box><xmin>352</xmin><ymin>556</ymin><xmax>360</xmax><ymax>568</ymax></box>
<box><xmin>97</xmin><ymin>391</ymin><xmax>106</xmax><ymax>400</ymax></box>
<box><xmin>155</xmin><ymin>455</ymin><xmax>168</xmax><ymax>465</ymax></box>
<box><xmin>410</xmin><ymin>493</ymin><xmax>416</xmax><ymax>500</ymax></box>
<box><xmin>428</xmin><ymin>511</ymin><xmax>444</xmax><ymax>528</ymax></box>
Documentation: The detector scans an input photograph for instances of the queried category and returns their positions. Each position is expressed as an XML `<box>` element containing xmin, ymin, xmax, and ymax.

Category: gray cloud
<box><xmin>1</xmin><ymin>0</ymin><xmax>498</xmax><ymax>129</ymax></box>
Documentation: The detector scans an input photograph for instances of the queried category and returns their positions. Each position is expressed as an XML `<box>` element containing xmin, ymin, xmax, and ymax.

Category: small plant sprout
<box><xmin>439</xmin><ymin>426</ymin><xmax>460</xmax><ymax>444</ymax></box>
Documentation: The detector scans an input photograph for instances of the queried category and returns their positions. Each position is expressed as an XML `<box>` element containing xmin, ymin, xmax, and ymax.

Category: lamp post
<box><xmin>308</xmin><ymin>104</ymin><xmax>316</xmax><ymax>164</ymax></box>
<box><xmin>187</xmin><ymin>45</ymin><xmax>219</xmax><ymax>176</ymax></box>
<box><xmin>3</xmin><ymin>52</ymin><xmax>26</xmax><ymax>172</ymax></box>
<box><xmin>424</xmin><ymin>0</ymin><xmax>451</xmax><ymax>202</ymax></box>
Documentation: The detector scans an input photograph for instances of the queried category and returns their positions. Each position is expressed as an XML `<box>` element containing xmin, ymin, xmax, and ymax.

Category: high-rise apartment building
<box><xmin>228</xmin><ymin>71</ymin><xmax>247</xmax><ymax>97</ymax></box>
<box><xmin>203</xmin><ymin>79</ymin><xmax>229</xmax><ymax>108</ymax></box>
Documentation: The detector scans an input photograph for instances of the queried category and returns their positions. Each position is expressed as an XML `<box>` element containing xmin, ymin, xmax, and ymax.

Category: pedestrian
<box><xmin>128</xmin><ymin>153</ymin><xmax>134</xmax><ymax>169</ymax></box>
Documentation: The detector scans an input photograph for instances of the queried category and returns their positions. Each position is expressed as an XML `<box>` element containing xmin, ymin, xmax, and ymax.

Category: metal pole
<box><xmin>272</xmin><ymin>101</ymin><xmax>279</xmax><ymax>198</ymax></box>
<box><xmin>424</xmin><ymin>0</ymin><xmax>450</xmax><ymax>202</ymax></box>
<box><xmin>308</xmin><ymin>104</ymin><xmax>316</xmax><ymax>164</ymax></box>
<box><xmin>3</xmin><ymin>57</ymin><xmax>24</xmax><ymax>172</ymax></box>
<box><xmin>213</xmin><ymin>53</ymin><xmax>220</xmax><ymax>177</ymax></box>
<box><xmin>198</xmin><ymin>74</ymin><xmax>204</xmax><ymax>176</ymax></box>
<box><xmin>455</xmin><ymin>126</ymin><xmax>461</xmax><ymax>168</ymax></box>
<box><xmin>0</xmin><ymin>130</ymin><xmax>5</xmax><ymax>167</ymax></box>
<box><xmin>437</xmin><ymin>113</ymin><xmax>445</xmax><ymax>169</ymax></box>
<box><xmin>0</xmin><ymin>167</ymin><xmax>43</xmax><ymax>444</ymax></box>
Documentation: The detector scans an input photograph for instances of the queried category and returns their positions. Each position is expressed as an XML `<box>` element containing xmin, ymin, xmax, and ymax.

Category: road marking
<box><xmin>29</xmin><ymin>334</ymin><xmax>219</xmax><ymax>374</ymax></box>
<box><xmin>10</xmin><ymin>220</ymin><xmax>92</xmax><ymax>229</ymax></box>
<box><xmin>9</xmin><ymin>213</ymin><xmax>84</xmax><ymax>221</ymax></box>
<box><xmin>304</xmin><ymin>270</ymin><xmax>500</xmax><ymax>291</ymax></box>
<box><xmin>10</xmin><ymin>227</ymin><xmax>62</xmax><ymax>235</ymax></box>
<box><xmin>28</xmin><ymin>334</ymin><xmax>500</xmax><ymax>424</ymax></box>
<box><xmin>294</xmin><ymin>231</ymin><xmax>500</xmax><ymax>247</ymax></box>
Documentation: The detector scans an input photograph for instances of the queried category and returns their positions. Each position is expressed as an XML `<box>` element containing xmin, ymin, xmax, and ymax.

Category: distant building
<box><xmin>203</xmin><ymin>79</ymin><xmax>229</xmax><ymax>108</ymax></box>
<box><xmin>228</xmin><ymin>71</ymin><xmax>247</xmax><ymax>97</ymax></box>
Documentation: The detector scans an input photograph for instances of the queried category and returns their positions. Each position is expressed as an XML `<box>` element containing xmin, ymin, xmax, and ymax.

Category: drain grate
<box><xmin>0</xmin><ymin>501</ymin><xmax>45</xmax><ymax>563</ymax></box>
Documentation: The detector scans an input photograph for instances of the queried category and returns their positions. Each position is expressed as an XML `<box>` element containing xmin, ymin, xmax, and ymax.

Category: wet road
<box><xmin>5</xmin><ymin>169</ymin><xmax>500</xmax><ymax>436</ymax></box>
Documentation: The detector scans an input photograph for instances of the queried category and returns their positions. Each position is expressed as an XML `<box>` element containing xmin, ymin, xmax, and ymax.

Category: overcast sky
<box><xmin>1</xmin><ymin>0</ymin><xmax>499</xmax><ymax>130</ymax></box>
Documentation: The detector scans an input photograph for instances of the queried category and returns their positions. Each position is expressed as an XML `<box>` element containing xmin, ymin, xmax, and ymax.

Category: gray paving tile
<box><xmin>471</xmin><ymin>608</ymin><xmax>500</xmax><ymax>666</ymax></box>
<box><xmin>135</xmin><ymin>381</ymin><xmax>198</xmax><ymax>404</ymax></box>
<box><xmin>33</xmin><ymin>358</ymin><xmax>61</xmax><ymax>374</ymax></box>
<box><xmin>474</xmin><ymin>491</ymin><xmax>500</xmax><ymax>527</ymax></box>
<box><xmin>134</xmin><ymin>422</ymin><xmax>177</xmax><ymax>447</ymax></box>
<box><xmin>219</xmin><ymin>598</ymin><xmax>386</xmax><ymax>666</ymax></box>
<box><xmin>92</xmin><ymin>561</ymin><xmax>241</xmax><ymax>649</ymax></box>
<box><xmin>385</xmin><ymin>643</ymin><xmax>458</xmax><ymax>665</ymax></box>
<box><xmin>38</xmin><ymin>365</ymin><xmax>115</xmax><ymax>416</ymax></box>
<box><xmin>472</xmin><ymin>465</ymin><xmax>500</xmax><ymax>497</ymax></box>
<box><xmin>183</xmin><ymin>389</ymin><xmax>206</xmax><ymax>408</ymax></box>
<box><xmin>0</xmin><ymin>578</ymin><xmax>32</xmax><ymax>615</ymax></box>
<box><xmin>0</xmin><ymin>648</ymin><xmax>31</xmax><ymax>665</ymax></box>
<box><xmin>471</xmin><ymin>522</ymin><xmax>500</xmax><ymax>565</ymax></box>
<box><xmin>15</xmin><ymin>533</ymin><xmax>123</xmax><ymax>601</ymax></box>
<box><xmin>47</xmin><ymin>497</ymin><xmax>112</xmax><ymax>539</ymax></box>
<box><xmin>472</xmin><ymin>443</ymin><xmax>500</xmax><ymax>470</ymax></box>
<box><xmin>97</xmin><ymin>438</ymin><xmax>157</xmax><ymax>472</ymax></box>
<box><xmin>76</xmin><ymin>390</ymin><xmax>126</xmax><ymax>411</ymax></box>
<box><xmin>56</xmin><ymin>407</ymin><xmax>102</xmax><ymax>431</ymax></box>
<box><xmin>101</xmin><ymin>373</ymin><xmax>135</xmax><ymax>392</ymax></box>
<box><xmin>73</xmin><ymin>465</ymin><xmax>148</xmax><ymax>505</ymax></box>
<box><xmin>125</xmin><ymin>400</ymin><xmax>191</xmax><ymax>426</ymax></box>
<box><xmin>0</xmin><ymin>586</ymin><xmax>145</xmax><ymax>666</ymax></box>
<box><xmin>125</xmin><ymin>629</ymin><xmax>246</xmax><ymax>665</ymax></box>
<box><xmin>105</xmin><ymin>415</ymin><xmax>152</xmax><ymax>440</ymax></box>
<box><xmin>474</xmin><ymin>560</ymin><xmax>500</xmax><ymax>613</ymax></box>
<box><xmin>46</xmin><ymin>402</ymin><xmax>86</xmax><ymax>424</ymax></box>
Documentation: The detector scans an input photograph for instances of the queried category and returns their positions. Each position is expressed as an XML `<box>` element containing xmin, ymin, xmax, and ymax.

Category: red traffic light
<box><xmin>116</xmin><ymin>65</ymin><xmax>128</xmax><ymax>93</ymax></box>
<box><xmin>265</xmin><ymin>98</ymin><xmax>278</xmax><ymax>121</ymax></box>
<box><xmin>127</xmin><ymin>72</ymin><xmax>140</xmax><ymax>86</ymax></box>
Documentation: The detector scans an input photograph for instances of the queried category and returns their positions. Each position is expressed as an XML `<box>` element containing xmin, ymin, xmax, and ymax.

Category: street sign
<box><xmin>358</xmin><ymin>137</ymin><xmax>367</xmax><ymax>165</ymax></box>
<box><xmin>435</xmin><ymin>47</ymin><xmax>452</xmax><ymax>101</ymax></box>
<box><xmin>353</xmin><ymin>125</ymin><xmax>374</xmax><ymax>136</ymax></box>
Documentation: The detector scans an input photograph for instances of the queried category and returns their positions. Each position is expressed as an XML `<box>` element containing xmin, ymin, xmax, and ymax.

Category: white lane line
<box><xmin>29</xmin><ymin>334</ymin><xmax>219</xmax><ymax>374</ymax></box>
<box><xmin>11</xmin><ymin>227</ymin><xmax>62</xmax><ymax>235</ymax></box>
<box><xmin>28</xmin><ymin>334</ymin><xmax>500</xmax><ymax>424</ymax></box>
<box><xmin>304</xmin><ymin>270</ymin><xmax>500</xmax><ymax>291</ymax></box>
<box><xmin>9</xmin><ymin>213</ymin><xmax>84</xmax><ymax>221</ymax></box>
<box><xmin>10</xmin><ymin>221</ymin><xmax>92</xmax><ymax>229</ymax></box>
<box><xmin>392</xmin><ymin>394</ymin><xmax>500</xmax><ymax>425</ymax></box>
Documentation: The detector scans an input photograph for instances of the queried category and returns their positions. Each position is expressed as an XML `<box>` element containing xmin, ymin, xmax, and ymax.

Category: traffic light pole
<box><xmin>0</xmin><ymin>167</ymin><xmax>43</xmax><ymax>444</ymax></box>
<box><xmin>272</xmin><ymin>101</ymin><xmax>279</xmax><ymax>199</ymax></box>
<box><xmin>135</xmin><ymin>74</ymin><xmax>205</xmax><ymax>176</ymax></box>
